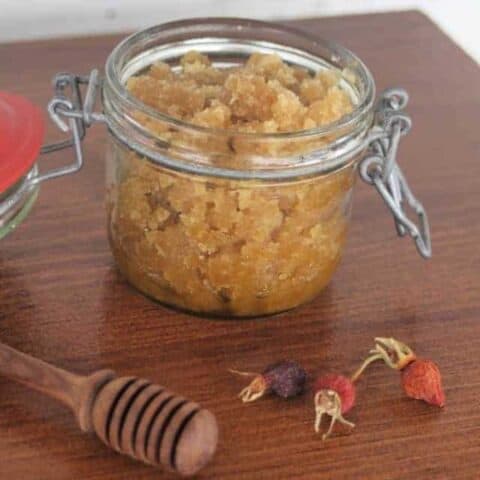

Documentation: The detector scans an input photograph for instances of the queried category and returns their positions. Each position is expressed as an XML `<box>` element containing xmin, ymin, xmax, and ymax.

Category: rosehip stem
<box><xmin>350</xmin><ymin>352</ymin><xmax>384</xmax><ymax>383</ymax></box>
<box><xmin>228</xmin><ymin>368</ymin><xmax>259</xmax><ymax>378</ymax></box>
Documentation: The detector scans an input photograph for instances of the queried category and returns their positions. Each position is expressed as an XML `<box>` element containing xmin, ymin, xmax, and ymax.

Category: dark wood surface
<box><xmin>0</xmin><ymin>10</ymin><xmax>479</xmax><ymax>480</ymax></box>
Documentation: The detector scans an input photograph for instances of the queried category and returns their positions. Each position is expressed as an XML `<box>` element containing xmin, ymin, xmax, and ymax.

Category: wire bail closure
<box><xmin>36</xmin><ymin>72</ymin><xmax>431</xmax><ymax>259</ymax></box>
<box><xmin>30</xmin><ymin>70</ymin><xmax>105</xmax><ymax>187</ymax></box>
<box><xmin>359</xmin><ymin>88</ymin><xmax>432</xmax><ymax>259</ymax></box>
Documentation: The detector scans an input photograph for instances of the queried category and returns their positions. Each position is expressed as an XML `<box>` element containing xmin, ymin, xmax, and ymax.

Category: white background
<box><xmin>1</xmin><ymin>0</ymin><xmax>479</xmax><ymax>62</ymax></box>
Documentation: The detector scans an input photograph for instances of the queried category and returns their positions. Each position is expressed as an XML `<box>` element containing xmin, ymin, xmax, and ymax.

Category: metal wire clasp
<box><xmin>359</xmin><ymin>88</ymin><xmax>432</xmax><ymax>258</ymax></box>
<box><xmin>31</xmin><ymin>70</ymin><xmax>106</xmax><ymax>186</ymax></box>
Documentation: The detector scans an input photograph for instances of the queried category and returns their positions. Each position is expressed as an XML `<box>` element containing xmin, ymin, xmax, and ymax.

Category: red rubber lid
<box><xmin>0</xmin><ymin>92</ymin><xmax>45</xmax><ymax>193</ymax></box>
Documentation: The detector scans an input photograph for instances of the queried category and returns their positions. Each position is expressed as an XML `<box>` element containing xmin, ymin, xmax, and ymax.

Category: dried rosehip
<box><xmin>230</xmin><ymin>360</ymin><xmax>307</xmax><ymax>402</ymax></box>
<box><xmin>313</xmin><ymin>374</ymin><xmax>356</xmax><ymax>440</ymax></box>
<box><xmin>354</xmin><ymin>337</ymin><xmax>446</xmax><ymax>408</ymax></box>
<box><xmin>401</xmin><ymin>358</ymin><xmax>445</xmax><ymax>407</ymax></box>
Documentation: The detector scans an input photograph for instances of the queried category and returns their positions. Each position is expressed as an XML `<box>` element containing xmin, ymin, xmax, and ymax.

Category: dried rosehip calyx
<box><xmin>352</xmin><ymin>337</ymin><xmax>416</xmax><ymax>381</ymax></box>
<box><xmin>374</xmin><ymin>337</ymin><xmax>417</xmax><ymax>369</ymax></box>
<box><xmin>230</xmin><ymin>360</ymin><xmax>307</xmax><ymax>403</ymax></box>
<box><xmin>314</xmin><ymin>374</ymin><xmax>356</xmax><ymax>440</ymax></box>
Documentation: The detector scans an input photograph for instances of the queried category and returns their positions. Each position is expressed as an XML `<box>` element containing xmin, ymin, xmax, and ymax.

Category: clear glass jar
<box><xmin>4</xmin><ymin>18</ymin><xmax>430</xmax><ymax>317</ymax></box>
<box><xmin>101</xmin><ymin>19</ymin><xmax>374</xmax><ymax>316</ymax></box>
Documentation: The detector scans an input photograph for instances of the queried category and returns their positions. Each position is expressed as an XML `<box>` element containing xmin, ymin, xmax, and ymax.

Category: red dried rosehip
<box><xmin>231</xmin><ymin>360</ymin><xmax>307</xmax><ymax>403</ymax></box>
<box><xmin>315</xmin><ymin>374</ymin><xmax>356</xmax><ymax>413</ymax></box>
<box><xmin>313</xmin><ymin>374</ymin><xmax>356</xmax><ymax>440</ymax></box>
<box><xmin>401</xmin><ymin>359</ymin><xmax>445</xmax><ymax>407</ymax></box>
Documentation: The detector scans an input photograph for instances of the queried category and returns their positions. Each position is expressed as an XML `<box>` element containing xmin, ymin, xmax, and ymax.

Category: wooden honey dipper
<box><xmin>0</xmin><ymin>342</ymin><xmax>218</xmax><ymax>476</ymax></box>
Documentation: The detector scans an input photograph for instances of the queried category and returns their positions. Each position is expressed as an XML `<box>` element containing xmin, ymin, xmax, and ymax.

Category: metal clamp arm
<box><xmin>359</xmin><ymin>88</ymin><xmax>432</xmax><ymax>259</ymax></box>
<box><xmin>30</xmin><ymin>70</ymin><xmax>105</xmax><ymax>186</ymax></box>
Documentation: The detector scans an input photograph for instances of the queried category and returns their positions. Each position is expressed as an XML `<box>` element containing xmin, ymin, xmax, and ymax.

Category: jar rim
<box><xmin>104</xmin><ymin>17</ymin><xmax>375</xmax><ymax>140</ymax></box>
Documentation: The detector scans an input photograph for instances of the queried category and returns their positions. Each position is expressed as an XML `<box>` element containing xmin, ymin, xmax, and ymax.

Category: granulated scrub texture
<box><xmin>107</xmin><ymin>51</ymin><xmax>357</xmax><ymax>316</ymax></box>
<box><xmin>127</xmin><ymin>51</ymin><xmax>352</xmax><ymax>133</ymax></box>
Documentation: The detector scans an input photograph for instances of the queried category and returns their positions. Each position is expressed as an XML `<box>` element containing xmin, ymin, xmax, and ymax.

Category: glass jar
<box><xmin>0</xmin><ymin>92</ymin><xmax>43</xmax><ymax>240</ymax></box>
<box><xmin>102</xmin><ymin>18</ymin><xmax>378</xmax><ymax>316</ymax></box>
<box><xmin>1</xmin><ymin>19</ymin><xmax>431</xmax><ymax>317</ymax></box>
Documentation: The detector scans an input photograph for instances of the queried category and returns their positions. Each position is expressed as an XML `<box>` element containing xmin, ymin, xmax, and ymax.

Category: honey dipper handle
<box><xmin>0</xmin><ymin>342</ymin><xmax>81</xmax><ymax>410</ymax></box>
<box><xmin>0</xmin><ymin>342</ymin><xmax>115</xmax><ymax>431</ymax></box>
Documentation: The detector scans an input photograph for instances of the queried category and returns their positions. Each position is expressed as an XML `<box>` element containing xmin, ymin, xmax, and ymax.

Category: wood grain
<box><xmin>0</xmin><ymin>10</ymin><xmax>479</xmax><ymax>480</ymax></box>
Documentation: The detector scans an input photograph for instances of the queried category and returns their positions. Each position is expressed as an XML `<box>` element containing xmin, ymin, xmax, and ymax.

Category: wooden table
<box><xmin>1</xmin><ymin>10</ymin><xmax>479</xmax><ymax>480</ymax></box>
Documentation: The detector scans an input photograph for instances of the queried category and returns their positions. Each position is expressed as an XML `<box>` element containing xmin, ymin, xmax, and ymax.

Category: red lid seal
<box><xmin>0</xmin><ymin>92</ymin><xmax>45</xmax><ymax>193</ymax></box>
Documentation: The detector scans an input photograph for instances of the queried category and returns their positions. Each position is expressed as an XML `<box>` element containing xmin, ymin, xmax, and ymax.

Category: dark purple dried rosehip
<box><xmin>230</xmin><ymin>360</ymin><xmax>307</xmax><ymax>402</ymax></box>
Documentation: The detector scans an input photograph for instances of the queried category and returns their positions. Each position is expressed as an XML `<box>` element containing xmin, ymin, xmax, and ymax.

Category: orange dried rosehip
<box><xmin>354</xmin><ymin>337</ymin><xmax>446</xmax><ymax>408</ymax></box>
<box><xmin>401</xmin><ymin>358</ymin><xmax>445</xmax><ymax>407</ymax></box>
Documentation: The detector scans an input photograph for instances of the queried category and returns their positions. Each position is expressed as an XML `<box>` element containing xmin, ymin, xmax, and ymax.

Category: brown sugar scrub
<box><xmin>107</xmin><ymin>51</ymin><xmax>357</xmax><ymax>316</ymax></box>
<box><xmin>126</xmin><ymin>51</ymin><xmax>352</xmax><ymax>135</ymax></box>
